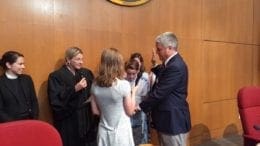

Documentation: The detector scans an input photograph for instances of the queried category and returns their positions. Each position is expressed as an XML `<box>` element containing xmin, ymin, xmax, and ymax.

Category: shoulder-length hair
<box><xmin>95</xmin><ymin>48</ymin><xmax>124</xmax><ymax>87</ymax></box>
<box><xmin>130</xmin><ymin>52</ymin><xmax>145</xmax><ymax>73</ymax></box>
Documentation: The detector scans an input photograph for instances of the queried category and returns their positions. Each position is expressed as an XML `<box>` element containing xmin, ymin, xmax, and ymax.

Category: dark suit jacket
<box><xmin>140</xmin><ymin>53</ymin><xmax>191</xmax><ymax>135</ymax></box>
<box><xmin>0</xmin><ymin>74</ymin><xmax>39</xmax><ymax>122</ymax></box>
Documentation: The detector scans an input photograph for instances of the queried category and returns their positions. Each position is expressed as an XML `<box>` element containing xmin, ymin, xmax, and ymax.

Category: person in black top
<box><xmin>0</xmin><ymin>51</ymin><xmax>39</xmax><ymax>122</ymax></box>
<box><xmin>48</xmin><ymin>47</ymin><xmax>98</xmax><ymax>146</ymax></box>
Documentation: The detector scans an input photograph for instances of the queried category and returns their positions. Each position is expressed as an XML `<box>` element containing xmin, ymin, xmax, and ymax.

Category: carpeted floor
<box><xmin>198</xmin><ymin>134</ymin><xmax>243</xmax><ymax>146</ymax></box>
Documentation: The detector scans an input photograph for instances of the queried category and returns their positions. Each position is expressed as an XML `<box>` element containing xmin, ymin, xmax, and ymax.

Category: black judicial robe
<box><xmin>48</xmin><ymin>65</ymin><xmax>98</xmax><ymax>146</ymax></box>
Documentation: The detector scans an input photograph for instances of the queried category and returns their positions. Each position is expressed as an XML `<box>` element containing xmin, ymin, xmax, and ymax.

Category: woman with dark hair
<box><xmin>48</xmin><ymin>47</ymin><xmax>98</xmax><ymax>146</ymax></box>
<box><xmin>130</xmin><ymin>53</ymin><xmax>145</xmax><ymax>73</ymax></box>
<box><xmin>0</xmin><ymin>51</ymin><xmax>39</xmax><ymax>122</ymax></box>
<box><xmin>130</xmin><ymin>53</ymin><xmax>146</xmax><ymax>86</ymax></box>
<box><xmin>128</xmin><ymin>53</ymin><xmax>150</xmax><ymax>145</ymax></box>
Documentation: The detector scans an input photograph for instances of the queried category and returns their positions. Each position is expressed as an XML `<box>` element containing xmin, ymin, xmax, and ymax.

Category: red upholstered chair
<box><xmin>0</xmin><ymin>120</ymin><xmax>62</xmax><ymax>146</ymax></box>
<box><xmin>238</xmin><ymin>86</ymin><xmax>260</xmax><ymax>146</ymax></box>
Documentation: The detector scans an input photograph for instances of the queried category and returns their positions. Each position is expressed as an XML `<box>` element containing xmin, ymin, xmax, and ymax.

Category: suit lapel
<box><xmin>166</xmin><ymin>53</ymin><xmax>179</xmax><ymax>67</ymax></box>
<box><xmin>152</xmin><ymin>54</ymin><xmax>180</xmax><ymax>89</ymax></box>
<box><xmin>156</xmin><ymin>54</ymin><xmax>179</xmax><ymax>82</ymax></box>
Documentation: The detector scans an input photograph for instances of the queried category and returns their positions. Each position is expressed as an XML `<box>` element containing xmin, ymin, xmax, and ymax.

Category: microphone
<box><xmin>77</xmin><ymin>70</ymin><xmax>87</xmax><ymax>91</ymax></box>
<box><xmin>78</xmin><ymin>70</ymin><xmax>85</xmax><ymax>78</ymax></box>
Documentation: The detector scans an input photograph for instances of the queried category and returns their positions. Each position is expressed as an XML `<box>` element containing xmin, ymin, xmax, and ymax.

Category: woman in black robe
<box><xmin>48</xmin><ymin>47</ymin><xmax>98</xmax><ymax>146</ymax></box>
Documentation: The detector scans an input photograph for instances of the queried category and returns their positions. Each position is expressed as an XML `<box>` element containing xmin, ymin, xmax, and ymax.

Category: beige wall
<box><xmin>0</xmin><ymin>0</ymin><xmax>259</xmax><ymax>145</ymax></box>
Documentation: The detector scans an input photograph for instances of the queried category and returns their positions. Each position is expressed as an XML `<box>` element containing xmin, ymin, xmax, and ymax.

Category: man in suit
<box><xmin>140</xmin><ymin>32</ymin><xmax>191</xmax><ymax>146</ymax></box>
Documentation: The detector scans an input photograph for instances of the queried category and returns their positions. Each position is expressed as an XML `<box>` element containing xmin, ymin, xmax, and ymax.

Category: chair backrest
<box><xmin>238</xmin><ymin>86</ymin><xmax>260</xmax><ymax>137</ymax></box>
<box><xmin>0</xmin><ymin>120</ymin><xmax>62</xmax><ymax>146</ymax></box>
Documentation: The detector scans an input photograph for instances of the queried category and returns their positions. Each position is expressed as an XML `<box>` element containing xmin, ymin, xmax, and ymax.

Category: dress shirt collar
<box><xmin>164</xmin><ymin>52</ymin><xmax>178</xmax><ymax>67</ymax></box>
<box><xmin>5</xmin><ymin>71</ymin><xmax>18</xmax><ymax>79</ymax></box>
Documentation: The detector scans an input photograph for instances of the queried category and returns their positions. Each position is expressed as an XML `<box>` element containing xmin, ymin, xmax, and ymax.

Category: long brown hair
<box><xmin>95</xmin><ymin>48</ymin><xmax>124</xmax><ymax>87</ymax></box>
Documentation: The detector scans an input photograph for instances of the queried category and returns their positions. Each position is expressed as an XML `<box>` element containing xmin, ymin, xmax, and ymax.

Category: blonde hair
<box><xmin>65</xmin><ymin>47</ymin><xmax>83</xmax><ymax>61</ymax></box>
<box><xmin>96</xmin><ymin>48</ymin><xmax>124</xmax><ymax>87</ymax></box>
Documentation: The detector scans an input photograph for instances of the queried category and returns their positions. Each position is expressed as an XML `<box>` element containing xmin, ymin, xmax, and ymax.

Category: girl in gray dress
<box><xmin>91</xmin><ymin>48</ymin><xmax>137</xmax><ymax>146</ymax></box>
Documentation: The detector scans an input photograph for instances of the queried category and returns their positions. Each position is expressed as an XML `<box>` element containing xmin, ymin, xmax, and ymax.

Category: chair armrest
<box><xmin>244</xmin><ymin>134</ymin><xmax>260</xmax><ymax>141</ymax></box>
<box><xmin>254</xmin><ymin>125</ymin><xmax>260</xmax><ymax>130</ymax></box>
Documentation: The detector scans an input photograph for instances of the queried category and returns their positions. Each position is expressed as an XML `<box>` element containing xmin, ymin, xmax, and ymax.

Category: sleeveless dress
<box><xmin>91</xmin><ymin>78</ymin><xmax>134</xmax><ymax>146</ymax></box>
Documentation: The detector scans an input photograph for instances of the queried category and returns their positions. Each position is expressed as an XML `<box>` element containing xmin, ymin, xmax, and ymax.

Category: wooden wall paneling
<box><xmin>31</xmin><ymin>0</ymin><xmax>54</xmax><ymax>25</ymax></box>
<box><xmin>121</xmin><ymin>8</ymin><xmax>139</xmax><ymax>35</ymax></box>
<box><xmin>157</xmin><ymin>0</ymin><xmax>175</xmax><ymax>35</ymax></box>
<box><xmin>0</xmin><ymin>0</ymin><xmax>37</xmax><ymax>50</ymax></box>
<box><xmin>178</xmin><ymin>39</ymin><xmax>204</xmax><ymax>124</ymax></box>
<box><xmin>107</xmin><ymin>32</ymin><xmax>123</xmax><ymax>50</ymax></box>
<box><xmin>28</xmin><ymin>25</ymin><xmax>55</xmax><ymax>80</ymax></box>
<box><xmin>88</xmin><ymin>1</ymin><xmax>122</xmax><ymax>33</ymax></box>
<box><xmin>29</xmin><ymin>0</ymin><xmax>55</xmax><ymax>77</ymax></box>
<box><xmin>79</xmin><ymin>29</ymin><xmax>100</xmax><ymax>74</ymax></box>
<box><xmin>180</xmin><ymin>39</ymin><xmax>206</xmax><ymax>145</ymax></box>
<box><xmin>121</xmin><ymin>34</ymin><xmax>137</xmax><ymax>59</ymax></box>
<box><xmin>134</xmin><ymin>35</ymin><xmax>157</xmax><ymax>68</ymax></box>
<box><xmin>228</xmin><ymin>44</ymin><xmax>255</xmax><ymax>95</ymax></box>
<box><xmin>203</xmin><ymin>101</ymin><xmax>224</xmax><ymax>138</ymax></box>
<box><xmin>0</xmin><ymin>23</ymin><xmax>12</xmax><ymax>48</ymax></box>
<box><xmin>0</xmin><ymin>0</ymin><xmax>33</xmax><ymax>23</ymax></box>
<box><xmin>221</xmin><ymin>100</ymin><xmax>241</xmax><ymax>133</ymax></box>
<box><xmin>171</xmin><ymin>0</ymin><xmax>202</xmax><ymax>39</ymax></box>
<box><xmin>30</xmin><ymin>1</ymin><xmax>55</xmax><ymax>122</ymax></box>
<box><xmin>190</xmin><ymin>99</ymin><xmax>241</xmax><ymax>144</ymax></box>
<box><xmin>0</xmin><ymin>22</ymin><xmax>33</xmax><ymax>51</ymax></box>
<box><xmin>253</xmin><ymin>0</ymin><xmax>260</xmax><ymax>45</ymax></box>
<box><xmin>70</xmin><ymin>0</ymin><xmax>92</xmax><ymax>30</ymax></box>
<box><xmin>179</xmin><ymin>39</ymin><xmax>203</xmax><ymax>97</ymax></box>
<box><xmin>0</xmin><ymin>0</ymin><xmax>55</xmax><ymax>122</ymax></box>
<box><xmin>158</xmin><ymin>0</ymin><xmax>202</xmax><ymax>39</ymax></box>
<box><xmin>121</xmin><ymin>0</ymin><xmax>159</xmax><ymax>36</ymax></box>
<box><xmin>53</xmin><ymin>29</ymin><xmax>75</xmax><ymax>55</ymax></box>
<box><xmin>253</xmin><ymin>46</ymin><xmax>260</xmax><ymax>85</ymax></box>
<box><xmin>83</xmin><ymin>30</ymin><xmax>124</xmax><ymax>73</ymax></box>
<box><xmin>135</xmin><ymin>0</ymin><xmax>160</xmax><ymax>36</ymax></box>
<box><xmin>54</xmin><ymin>0</ymin><xmax>74</xmax><ymax>31</ymax></box>
<box><xmin>203</xmin><ymin>0</ymin><xmax>253</xmax><ymax>44</ymax></box>
<box><xmin>1</xmin><ymin>0</ymin><xmax>259</xmax><ymax>144</ymax></box>
<box><xmin>203</xmin><ymin>42</ymin><xmax>253</xmax><ymax>102</ymax></box>
<box><xmin>202</xmin><ymin>99</ymin><xmax>241</xmax><ymax>139</ymax></box>
<box><xmin>53</xmin><ymin>0</ymin><xmax>81</xmax><ymax>61</ymax></box>
<box><xmin>69</xmin><ymin>29</ymin><xmax>100</xmax><ymax>72</ymax></box>
<box><xmin>53</xmin><ymin>0</ymin><xmax>76</xmax><ymax>69</ymax></box>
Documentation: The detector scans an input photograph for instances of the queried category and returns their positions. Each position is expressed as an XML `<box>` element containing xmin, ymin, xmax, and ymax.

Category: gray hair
<box><xmin>65</xmin><ymin>46</ymin><xmax>83</xmax><ymax>60</ymax></box>
<box><xmin>155</xmin><ymin>32</ymin><xmax>178</xmax><ymax>50</ymax></box>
